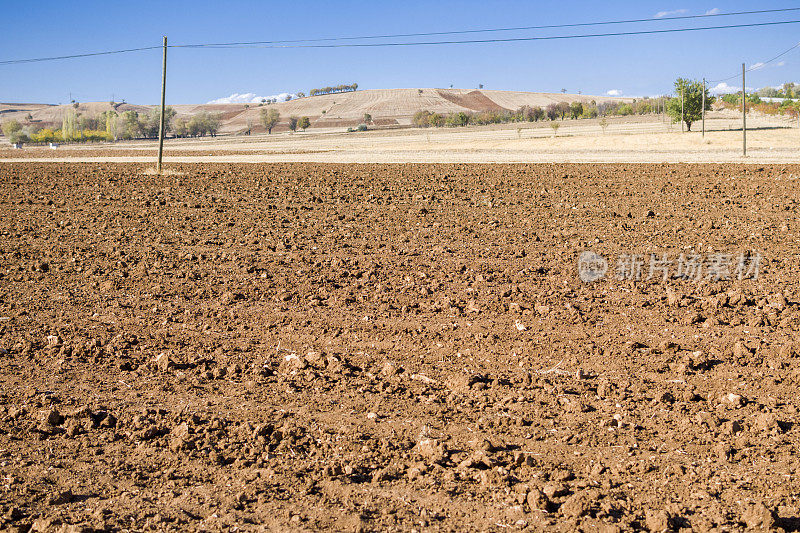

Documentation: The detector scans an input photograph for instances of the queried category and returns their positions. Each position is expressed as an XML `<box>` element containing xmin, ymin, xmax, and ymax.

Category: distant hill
<box><xmin>1</xmin><ymin>88</ymin><xmax>634</xmax><ymax>135</ymax></box>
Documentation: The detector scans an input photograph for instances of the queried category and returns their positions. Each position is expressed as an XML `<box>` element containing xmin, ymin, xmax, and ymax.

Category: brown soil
<box><xmin>436</xmin><ymin>91</ymin><xmax>509</xmax><ymax>113</ymax></box>
<box><xmin>1</xmin><ymin>163</ymin><xmax>800</xmax><ymax>532</ymax></box>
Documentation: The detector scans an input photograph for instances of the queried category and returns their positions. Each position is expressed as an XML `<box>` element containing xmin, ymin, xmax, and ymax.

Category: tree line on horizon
<box><xmin>309</xmin><ymin>83</ymin><xmax>358</xmax><ymax>97</ymax></box>
<box><xmin>665</xmin><ymin>78</ymin><xmax>799</xmax><ymax>130</ymax></box>
<box><xmin>1</xmin><ymin>106</ymin><xmax>223</xmax><ymax>145</ymax></box>
<box><xmin>412</xmin><ymin>99</ymin><xmax>664</xmax><ymax>128</ymax></box>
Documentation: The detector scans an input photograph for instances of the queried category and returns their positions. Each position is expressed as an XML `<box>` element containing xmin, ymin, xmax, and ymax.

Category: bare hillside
<box><xmin>1</xmin><ymin>88</ymin><xmax>633</xmax><ymax>135</ymax></box>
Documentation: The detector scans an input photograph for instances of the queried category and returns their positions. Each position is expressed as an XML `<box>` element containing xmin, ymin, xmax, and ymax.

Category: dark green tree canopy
<box><xmin>667</xmin><ymin>78</ymin><xmax>713</xmax><ymax>131</ymax></box>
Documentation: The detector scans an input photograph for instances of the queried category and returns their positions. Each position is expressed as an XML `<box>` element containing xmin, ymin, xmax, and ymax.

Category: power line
<box><xmin>0</xmin><ymin>46</ymin><xmax>161</xmax><ymax>66</ymax></box>
<box><xmin>174</xmin><ymin>7</ymin><xmax>800</xmax><ymax>48</ymax></box>
<box><xmin>172</xmin><ymin>20</ymin><xmax>800</xmax><ymax>50</ymax></box>
<box><xmin>2</xmin><ymin>15</ymin><xmax>799</xmax><ymax>65</ymax></box>
<box><xmin>708</xmin><ymin>41</ymin><xmax>800</xmax><ymax>84</ymax></box>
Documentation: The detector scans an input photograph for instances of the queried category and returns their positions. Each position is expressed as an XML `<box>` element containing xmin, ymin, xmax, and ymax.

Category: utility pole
<box><xmin>702</xmin><ymin>78</ymin><xmax>706</xmax><ymax>138</ymax></box>
<box><xmin>681</xmin><ymin>85</ymin><xmax>684</xmax><ymax>132</ymax></box>
<box><xmin>157</xmin><ymin>36</ymin><xmax>168</xmax><ymax>174</ymax></box>
<box><xmin>742</xmin><ymin>63</ymin><xmax>747</xmax><ymax>157</ymax></box>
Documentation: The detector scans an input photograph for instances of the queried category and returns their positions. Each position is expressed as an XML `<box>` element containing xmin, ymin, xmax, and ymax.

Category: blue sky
<box><xmin>1</xmin><ymin>1</ymin><xmax>798</xmax><ymax>104</ymax></box>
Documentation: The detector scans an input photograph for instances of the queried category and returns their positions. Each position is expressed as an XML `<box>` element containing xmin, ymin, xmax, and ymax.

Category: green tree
<box><xmin>667</xmin><ymin>78</ymin><xmax>711</xmax><ymax>131</ymax></box>
<box><xmin>299</xmin><ymin>116</ymin><xmax>311</xmax><ymax>131</ymax></box>
<box><xmin>173</xmin><ymin>117</ymin><xmax>188</xmax><ymax>137</ymax></box>
<box><xmin>79</xmin><ymin>115</ymin><xmax>100</xmax><ymax>131</ymax></box>
<box><xmin>142</xmin><ymin>106</ymin><xmax>176</xmax><ymax>138</ymax></box>
<box><xmin>187</xmin><ymin>114</ymin><xmax>207</xmax><ymax>137</ymax></box>
<box><xmin>363</xmin><ymin>113</ymin><xmax>372</xmax><ymax>124</ymax></box>
<box><xmin>62</xmin><ymin>110</ymin><xmax>79</xmax><ymax>141</ymax></box>
<box><xmin>2</xmin><ymin>120</ymin><xmax>22</xmax><ymax>137</ymax></box>
<box><xmin>412</xmin><ymin>110</ymin><xmax>432</xmax><ymax>127</ymax></box>
<box><xmin>185</xmin><ymin>112</ymin><xmax>221</xmax><ymax>137</ymax></box>
<box><xmin>260</xmin><ymin>108</ymin><xmax>280</xmax><ymax>134</ymax></box>
<box><xmin>617</xmin><ymin>104</ymin><xmax>634</xmax><ymax>116</ymax></box>
<box><xmin>206</xmin><ymin>113</ymin><xmax>221</xmax><ymax>136</ymax></box>
<box><xmin>121</xmin><ymin>111</ymin><xmax>142</xmax><ymax>139</ymax></box>
<box><xmin>2</xmin><ymin>120</ymin><xmax>24</xmax><ymax>143</ymax></box>
<box><xmin>758</xmin><ymin>86</ymin><xmax>780</xmax><ymax>98</ymax></box>
<box><xmin>569</xmin><ymin>102</ymin><xmax>583</xmax><ymax>119</ymax></box>
<box><xmin>288</xmin><ymin>116</ymin><xmax>299</xmax><ymax>132</ymax></box>
<box><xmin>98</xmin><ymin>111</ymin><xmax>118</xmax><ymax>137</ymax></box>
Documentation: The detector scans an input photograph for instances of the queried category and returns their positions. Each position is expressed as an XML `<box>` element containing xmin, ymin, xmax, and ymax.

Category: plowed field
<box><xmin>1</xmin><ymin>163</ymin><xmax>800</xmax><ymax>532</ymax></box>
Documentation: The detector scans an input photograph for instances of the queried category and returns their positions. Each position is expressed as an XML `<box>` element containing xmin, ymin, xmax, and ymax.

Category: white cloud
<box><xmin>704</xmin><ymin>8</ymin><xmax>720</xmax><ymax>15</ymax></box>
<box><xmin>710</xmin><ymin>82</ymin><xmax>733</xmax><ymax>94</ymax></box>
<box><xmin>207</xmin><ymin>92</ymin><xmax>297</xmax><ymax>104</ymax></box>
<box><xmin>748</xmin><ymin>60</ymin><xmax>786</xmax><ymax>71</ymax></box>
<box><xmin>606</xmin><ymin>89</ymin><xmax>622</xmax><ymax>96</ymax></box>
<box><xmin>655</xmin><ymin>8</ymin><xmax>688</xmax><ymax>18</ymax></box>
<box><xmin>710</xmin><ymin>82</ymin><xmax>754</xmax><ymax>95</ymax></box>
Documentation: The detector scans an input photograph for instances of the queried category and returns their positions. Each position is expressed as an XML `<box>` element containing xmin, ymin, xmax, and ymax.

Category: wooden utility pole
<box><xmin>681</xmin><ymin>86</ymin><xmax>684</xmax><ymax>132</ymax></box>
<box><xmin>701</xmin><ymin>78</ymin><xmax>706</xmax><ymax>137</ymax></box>
<box><xmin>742</xmin><ymin>63</ymin><xmax>747</xmax><ymax>157</ymax></box>
<box><xmin>157</xmin><ymin>36</ymin><xmax>168</xmax><ymax>174</ymax></box>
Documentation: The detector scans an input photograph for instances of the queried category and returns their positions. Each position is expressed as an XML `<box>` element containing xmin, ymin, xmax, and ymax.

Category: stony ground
<box><xmin>1</xmin><ymin>162</ymin><xmax>800</xmax><ymax>532</ymax></box>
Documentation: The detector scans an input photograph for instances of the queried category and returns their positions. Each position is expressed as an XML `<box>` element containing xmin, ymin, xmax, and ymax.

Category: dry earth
<box><xmin>1</xmin><ymin>162</ymin><xmax>800</xmax><ymax>531</ymax></box>
<box><xmin>1</xmin><ymin>111</ymin><xmax>797</xmax><ymax>165</ymax></box>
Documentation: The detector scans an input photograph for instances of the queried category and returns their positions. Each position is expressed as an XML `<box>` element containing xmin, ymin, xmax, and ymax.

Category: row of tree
<box><xmin>647</xmin><ymin>78</ymin><xmax>795</xmax><ymax>130</ymax></box>
<box><xmin>412</xmin><ymin>99</ymin><xmax>664</xmax><ymax>128</ymax></box>
<box><xmin>100</xmin><ymin>107</ymin><xmax>223</xmax><ymax>139</ymax></box>
<box><xmin>756</xmin><ymin>82</ymin><xmax>797</xmax><ymax>100</ymax></box>
<box><xmin>258</xmin><ymin>108</ymin><xmax>311</xmax><ymax>133</ymax></box>
<box><xmin>173</xmin><ymin>112</ymin><xmax>222</xmax><ymax>137</ymax></box>
<box><xmin>2</xmin><ymin>119</ymin><xmax>112</xmax><ymax>144</ymax></box>
<box><xmin>718</xmin><ymin>92</ymin><xmax>800</xmax><ymax>118</ymax></box>
<box><xmin>309</xmin><ymin>83</ymin><xmax>358</xmax><ymax>97</ymax></box>
<box><xmin>1</xmin><ymin>106</ymin><xmax>224</xmax><ymax>144</ymax></box>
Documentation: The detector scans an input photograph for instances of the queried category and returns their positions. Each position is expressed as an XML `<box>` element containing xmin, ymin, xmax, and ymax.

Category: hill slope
<box><xmin>1</xmin><ymin>88</ymin><xmax>633</xmax><ymax>135</ymax></box>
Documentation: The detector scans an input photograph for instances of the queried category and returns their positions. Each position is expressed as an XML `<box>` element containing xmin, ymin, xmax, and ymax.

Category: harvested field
<box><xmin>1</xmin><ymin>162</ymin><xmax>800</xmax><ymax>531</ymax></box>
<box><xmin>0</xmin><ymin>89</ymin><xmax>633</xmax><ymax>134</ymax></box>
<box><xmin>436</xmin><ymin>90</ymin><xmax>509</xmax><ymax>112</ymax></box>
<box><xmin>1</xmin><ymin>111</ymin><xmax>797</xmax><ymax>164</ymax></box>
